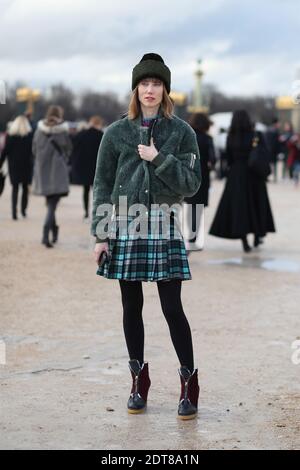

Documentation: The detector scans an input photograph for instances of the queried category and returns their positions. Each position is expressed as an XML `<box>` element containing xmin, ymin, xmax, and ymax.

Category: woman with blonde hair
<box><xmin>0</xmin><ymin>114</ymin><xmax>33</xmax><ymax>219</ymax></box>
<box><xmin>91</xmin><ymin>53</ymin><xmax>201</xmax><ymax>420</ymax></box>
<box><xmin>32</xmin><ymin>105</ymin><xmax>72</xmax><ymax>247</ymax></box>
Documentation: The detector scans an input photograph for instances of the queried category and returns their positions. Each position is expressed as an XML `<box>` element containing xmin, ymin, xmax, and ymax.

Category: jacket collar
<box><xmin>37</xmin><ymin>120</ymin><xmax>69</xmax><ymax>134</ymax></box>
<box><xmin>128</xmin><ymin>104</ymin><xmax>168</xmax><ymax>130</ymax></box>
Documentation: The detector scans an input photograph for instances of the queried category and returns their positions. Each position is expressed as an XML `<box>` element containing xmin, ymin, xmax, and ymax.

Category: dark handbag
<box><xmin>98</xmin><ymin>250</ymin><xmax>110</xmax><ymax>268</ymax></box>
<box><xmin>47</xmin><ymin>135</ymin><xmax>72</xmax><ymax>178</ymax></box>
<box><xmin>0</xmin><ymin>170</ymin><xmax>6</xmax><ymax>196</ymax></box>
<box><xmin>248</xmin><ymin>132</ymin><xmax>271</xmax><ymax>178</ymax></box>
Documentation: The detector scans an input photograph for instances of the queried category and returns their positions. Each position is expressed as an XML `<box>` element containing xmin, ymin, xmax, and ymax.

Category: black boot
<box><xmin>127</xmin><ymin>360</ymin><xmax>151</xmax><ymax>414</ymax></box>
<box><xmin>21</xmin><ymin>184</ymin><xmax>28</xmax><ymax>217</ymax></box>
<box><xmin>52</xmin><ymin>224</ymin><xmax>59</xmax><ymax>243</ymax></box>
<box><xmin>12</xmin><ymin>203</ymin><xmax>18</xmax><ymax>220</ymax></box>
<box><xmin>21</xmin><ymin>200</ymin><xmax>27</xmax><ymax>218</ymax></box>
<box><xmin>12</xmin><ymin>186</ymin><xmax>18</xmax><ymax>220</ymax></box>
<box><xmin>254</xmin><ymin>234</ymin><xmax>263</xmax><ymax>248</ymax></box>
<box><xmin>42</xmin><ymin>225</ymin><xmax>53</xmax><ymax>248</ymax></box>
<box><xmin>241</xmin><ymin>236</ymin><xmax>252</xmax><ymax>253</ymax></box>
<box><xmin>178</xmin><ymin>366</ymin><xmax>200</xmax><ymax>420</ymax></box>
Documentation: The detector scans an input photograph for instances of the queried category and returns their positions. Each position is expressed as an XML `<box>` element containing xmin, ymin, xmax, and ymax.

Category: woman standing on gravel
<box><xmin>91</xmin><ymin>53</ymin><xmax>201</xmax><ymax>420</ymax></box>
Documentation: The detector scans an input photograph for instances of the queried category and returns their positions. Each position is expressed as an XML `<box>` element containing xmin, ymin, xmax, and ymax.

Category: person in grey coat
<box><xmin>32</xmin><ymin>105</ymin><xmax>72</xmax><ymax>247</ymax></box>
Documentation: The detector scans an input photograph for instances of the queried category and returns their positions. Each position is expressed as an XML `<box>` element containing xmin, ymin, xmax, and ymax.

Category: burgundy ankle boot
<box><xmin>127</xmin><ymin>359</ymin><xmax>151</xmax><ymax>414</ymax></box>
<box><xmin>178</xmin><ymin>366</ymin><xmax>200</xmax><ymax>420</ymax></box>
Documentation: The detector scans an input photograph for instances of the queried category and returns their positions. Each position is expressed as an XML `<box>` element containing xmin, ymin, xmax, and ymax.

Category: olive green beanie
<box><xmin>132</xmin><ymin>53</ymin><xmax>171</xmax><ymax>94</ymax></box>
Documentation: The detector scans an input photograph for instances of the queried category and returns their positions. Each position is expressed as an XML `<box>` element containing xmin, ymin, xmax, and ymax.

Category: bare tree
<box><xmin>48</xmin><ymin>83</ymin><xmax>78</xmax><ymax>120</ymax></box>
<box><xmin>203</xmin><ymin>83</ymin><xmax>277</xmax><ymax>123</ymax></box>
<box><xmin>78</xmin><ymin>90</ymin><xmax>126</xmax><ymax>125</ymax></box>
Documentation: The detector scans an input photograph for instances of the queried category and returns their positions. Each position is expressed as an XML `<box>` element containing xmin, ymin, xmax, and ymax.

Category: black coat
<box><xmin>209</xmin><ymin>131</ymin><xmax>276</xmax><ymax>239</ymax></box>
<box><xmin>184</xmin><ymin>131</ymin><xmax>215</xmax><ymax>207</ymax></box>
<box><xmin>0</xmin><ymin>133</ymin><xmax>33</xmax><ymax>185</ymax></box>
<box><xmin>265</xmin><ymin>128</ymin><xmax>281</xmax><ymax>163</ymax></box>
<box><xmin>71</xmin><ymin>128</ymin><xmax>103</xmax><ymax>186</ymax></box>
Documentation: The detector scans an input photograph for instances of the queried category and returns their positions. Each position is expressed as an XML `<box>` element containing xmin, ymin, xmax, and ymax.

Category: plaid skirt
<box><xmin>96</xmin><ymin>207</ymin><xmax>191</xmax><ymax>282</ymax></box>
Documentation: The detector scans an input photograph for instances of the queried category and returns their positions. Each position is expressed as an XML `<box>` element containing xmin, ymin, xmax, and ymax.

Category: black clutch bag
<box><xmin>98</xmin><ymin>250</ymin><xmax>110</xmax><ymax>268</ymax></box>
<box><xmin>248</xmin><ymin>133</ymin><xmax>271</xmax><ymax>179</ymax></box>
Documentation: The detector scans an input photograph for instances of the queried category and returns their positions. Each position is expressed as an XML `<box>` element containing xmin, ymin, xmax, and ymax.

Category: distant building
<box><xmin>276</xmin><ymin>96</ymin><xmax>300</xmax><ymax>131</ymax></box>
<box><xmin>169</xmin><ymin>91</ymin><xmax>188</xmax><ymax>119</ymax></box>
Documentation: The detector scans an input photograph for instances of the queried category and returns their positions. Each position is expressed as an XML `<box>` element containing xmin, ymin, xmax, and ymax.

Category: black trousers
<box><xmin>44</xmin><ymin>195</ymin><xmax>60</xmax><ymax>229</ymax></box>
<box><xmin>12</xmin><ymin>183</ymin><xmax>28</xmax><ymax>217</ymax></box>
<box><xmin>83</xmin><ymin>185</ymin><xmax>91</xmax><ymax>216</ymax></box>
<box><xmin>119</xmin><ymin>279</ymin><xmax>195</xmax><ymax>371</ymax></box>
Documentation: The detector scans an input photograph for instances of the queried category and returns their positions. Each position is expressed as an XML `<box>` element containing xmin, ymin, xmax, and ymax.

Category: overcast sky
<box><xmin>0</xmin><ymin>0</ymin><xmax>299</xmax><ymax>100</ymax></box>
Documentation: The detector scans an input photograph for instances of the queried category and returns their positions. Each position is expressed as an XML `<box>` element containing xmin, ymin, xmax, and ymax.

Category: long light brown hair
<box><xmin>127</xmin><ymin>84</ymin><xmax>174</xmax><ymax>119</ymax></box>
<box><xmin>45</xmin><ymin>105</ymin><xmax>64</xmax><ymax>126</ymax></box>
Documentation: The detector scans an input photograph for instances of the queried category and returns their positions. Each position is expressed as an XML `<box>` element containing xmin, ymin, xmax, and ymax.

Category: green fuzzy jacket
<box><xmin>91</xmin><ymin>108</ymin><xmax>201</xmax><ymax>242</ymax></box>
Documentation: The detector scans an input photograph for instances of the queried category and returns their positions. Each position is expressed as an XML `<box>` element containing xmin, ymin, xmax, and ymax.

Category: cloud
<box><xmin>0</xmin><ymin>0</ymin><xmax>298</xmax><ymax>98</ymax></box>
<box><xmin>0</xmin><ymin>0</ymin><xmax>224</xmax><ymax>61</ymax></box>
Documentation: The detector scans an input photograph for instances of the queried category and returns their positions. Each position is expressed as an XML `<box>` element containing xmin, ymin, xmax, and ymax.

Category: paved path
<box><xmin>0</xmin><ymin>178</ymin><xmax>299</xmax><ymax>450</ymax></box>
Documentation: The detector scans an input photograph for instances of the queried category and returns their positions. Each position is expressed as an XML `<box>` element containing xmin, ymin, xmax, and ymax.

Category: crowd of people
<box><xmin>0</xmin><ymin>106</ymin><xmax>103</xmax><ymax>247</ymax></box>
<box><xmin>264</xmin><ymin>118</ymin><xmax>300</xmax><ymax>184</ymax></box>
<box><xmin>0</xmin><ymin>103</ymin><xmax>298</xmax><ymax>253</ymax></box>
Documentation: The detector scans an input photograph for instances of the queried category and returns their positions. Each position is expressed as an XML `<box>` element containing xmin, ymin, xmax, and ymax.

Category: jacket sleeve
<box><xmin>91</xmin><ymin>130</ymin><xmax>118</xmax><ymax>243</ymax></box>
<box><xmin>0</xmin><ymin>136</ymin><xmax>11</xmax><ymax>169</ymax></box>
<box><xmin>32</xmin><ymin>131</ymin><xmax>38</xmax><ymax>160</ymax></box>
<box><xmin>62</xmin><ymin>133</ymin><xmax>73</xmax><ymax>161</ymax></box>
<box><xmin>150</xmin><ymin>125</ymin><xmax>201</xmax><ymax>197</ymax></box>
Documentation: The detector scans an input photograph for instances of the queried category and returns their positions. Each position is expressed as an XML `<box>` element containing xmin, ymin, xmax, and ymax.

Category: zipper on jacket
<box><xmin>190</xmin><ymin>153</ymin><xmax>196</xmax><ymax>169</ymax></box>
<box><xmin>149</xmin><ymin>118</ymin><xmax>158</xmax><ymax>145</ymax></box>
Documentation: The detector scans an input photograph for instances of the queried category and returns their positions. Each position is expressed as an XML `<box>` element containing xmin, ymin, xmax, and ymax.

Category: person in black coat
<box><xmin>0</xmin><ymin>115</ymin><xmax>33</xmax><ymax>219</ymax></box>
<box><xmin>209</xmin><ymin>110</ymin><xmax>276</xmax><ymax>253</ymax></box>
<box><xmin>71</xmin><ymin>115</ymin><xmax>104</xmax><ymax>219</ymax></box>
<box><xmin>183</xmin><ymin>113</ymin><xmax>216</xmax><ymax>252</ymax></box>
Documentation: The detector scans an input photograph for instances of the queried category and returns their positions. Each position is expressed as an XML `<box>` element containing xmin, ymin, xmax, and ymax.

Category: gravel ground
<box><xmin>0</xmin><ymin>176</ymin><xmax>300</xmax><ymax>450</ymax></box>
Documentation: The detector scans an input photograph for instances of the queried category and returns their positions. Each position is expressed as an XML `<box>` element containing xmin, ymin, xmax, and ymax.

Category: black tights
<box><xmin>44</xmin><ymin>195</ymin><xmax>60</xmax><ymax>228</ymax></box>
<box><xmin>12</xmin><ymin>183</ymin><xmax>28</xmax><ymax>217</ymax></box>
<box><xmin>83</xmin><ymin>185</ymin><xmax>91</xmax><ymax>216</ymax></box>
<box><xmin>119</xmin><ymin>279</ymin><xmax>194</xmax><ymax>371</ymax></box>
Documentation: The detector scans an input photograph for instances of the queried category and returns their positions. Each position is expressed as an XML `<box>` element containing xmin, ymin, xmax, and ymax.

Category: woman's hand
<box><xmin>138</xmin><ymin>137</ymin><xmax>158</xmax><ymax>162</ymax></box>
<box><xmin>94</xmin><ymin>242</ymin><xmax>109</xmax><ymax>264</ymax></box>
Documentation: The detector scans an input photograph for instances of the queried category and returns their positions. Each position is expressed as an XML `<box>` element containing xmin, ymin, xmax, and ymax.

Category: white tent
<box><xmin>209</xmin><ymin>112</ymin><xmax>268</xmax><ymax>156</ymax></box>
